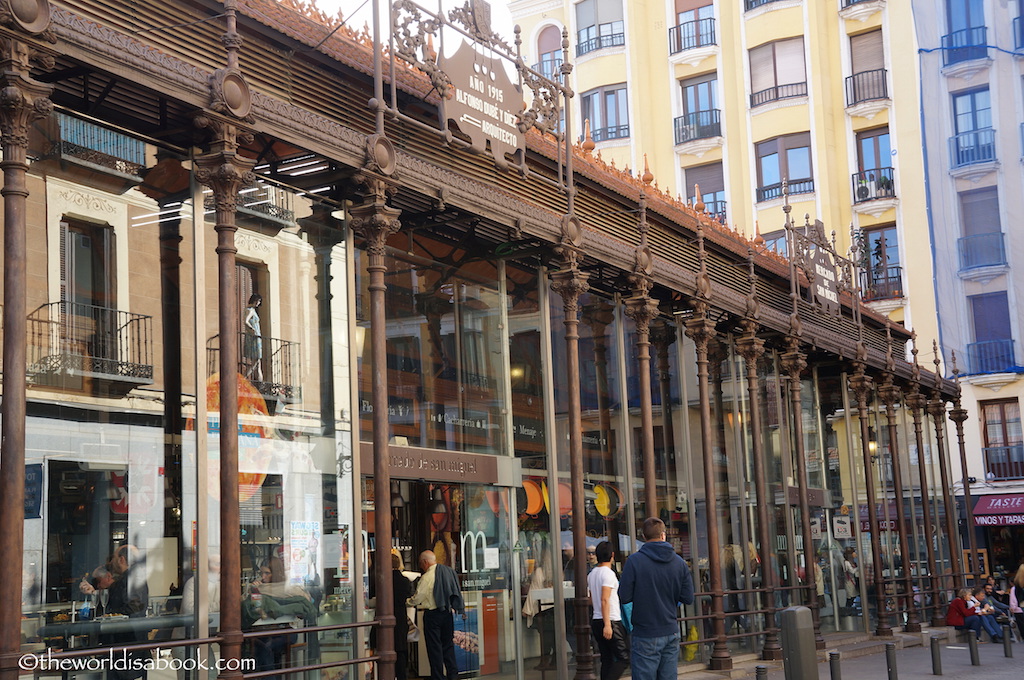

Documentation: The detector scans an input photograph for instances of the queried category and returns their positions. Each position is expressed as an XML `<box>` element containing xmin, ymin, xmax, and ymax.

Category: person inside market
<box><xmin>243</xmin><ymin>554</ymin><xmax>317</xmax><ymax>680</ymax></box>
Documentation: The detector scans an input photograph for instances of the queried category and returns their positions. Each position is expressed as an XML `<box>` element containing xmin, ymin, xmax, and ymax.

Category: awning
<box><xmin>973</xmin><ymin>494</ymin><xmax>1024</xmax><ymax>526</ymax></box>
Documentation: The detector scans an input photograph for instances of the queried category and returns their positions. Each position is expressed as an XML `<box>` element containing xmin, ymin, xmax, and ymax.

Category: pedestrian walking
<box><xmin>619</xmin><ymin>517</ymin><xmax>694</xmax><ymax>680</ymax></box>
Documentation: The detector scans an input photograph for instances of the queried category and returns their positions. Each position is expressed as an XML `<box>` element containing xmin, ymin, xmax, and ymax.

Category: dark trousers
<box><xmin>423</xmin><ymin>608</ymin><xmax>458</xmax><ymax>680</ymax></box>
<box><xmin>591</xmin><ymin>619</ymin><xmax>630</xmax><ymax>680</ymax></box>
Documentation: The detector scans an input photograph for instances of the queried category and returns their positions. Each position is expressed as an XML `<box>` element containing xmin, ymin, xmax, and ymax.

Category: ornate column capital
<box><xmin>848</xmin><ymin>367</ymin><xmax>873</xmax><ymax>405</ymax></box>
<box><xmin>624</xmin><ymin>295</ymin><xmax>659</xmax><ymax>335</ymax></box>
<box><xmin>550</xmin><ymin>266</ymin><xmax>591</xmax><ymax>316</ymax></box>
<box><xmin>780</xmin><ymin>345</ymin><xmax>807</xmax><ymax>381</ymax></box>
<box><xmin>683</xmin><ymin>314</ymin><xmax>716</xmax><ymax>353</ymax></box>
<box><xmin>734</xmin><ymin>331</ymin><xmax>765</xmax><ymax>366</ymax></box>
<box><xmin>904</xmin><ymin>387</ymin><xmax>927</xmax><ymax>412</ymax></box>
<box><xmin>877</xmin><ymin>376</ymin><xmax>902</xmax><ymax>410</ymax></box>
<box><xmin>949</xmin><ymin>403</ymin><xmax>969</xmax><ymax>426</ymax></box>
<box><xmin>926</xmin><ymin>397</ymin><xmax>948</xmax><ymax>420</ymax></box>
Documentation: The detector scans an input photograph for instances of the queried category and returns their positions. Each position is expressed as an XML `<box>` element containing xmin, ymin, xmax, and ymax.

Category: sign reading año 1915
<box><xmin>439</xmin><ymin>41</ymin><xmax>524</xmax><ymax>165</ymax></box>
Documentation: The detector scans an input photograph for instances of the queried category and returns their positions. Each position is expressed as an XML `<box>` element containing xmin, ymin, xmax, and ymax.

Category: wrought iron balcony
<box><xmin>984</xmin><ymin>444</ymin><xmax>1024</xmax><ymax>481</ymax></box>
<box><xmin>668</xmin><ymin>18</ymin><xmax>716</xmax><ymax>54</ymax></box>
<box><xmin>591</xmin><ymin>124</ymin><xmax>630</xmax><ymax>142</ymax></box>
<box><xmin>942</xmin><ymin>27</ymin><xmax>988</xmax><ymax>66</ymax></box>
<box><xmin>750</xmin><ymin>82</ymin><xmax>807</xmax><ymax>108</ymax></box>
<box><xmin>958</xmin><ymin>232</ymin><xmax>1006</xmax><ymax>270</ymax></box>
<box><xmin>673</xmin><ymin>110</ymin><xmax>722</xmax><ymax>144</ymax></box>
<box><xmin>966</xmin><ymin>339</ymin><xmax>1016</xmax><ymax>374</ymax></box>
<box><xmin>28</xmin><ymin>301</ymin><xmax>153</xmax><ymax>396</ymax></box>
<box><xmin>949</xmin><ymin>128</ymin><xmax>996</xmax><ymax>168</ymax></box>
<box><xmin>745</xmin><ymin>0</ymin><xmax>784</xmax><ymax>10</ymax></box>
<box><xmin>860</xmin><ymin>265</ymin><xmax>903</xmax><ymax>301</ymax></box>
<box><xmin>841</xmin><ymin>0</ymin><xmax>876</xmax><ymax>6</ymax></box>
<box><xmin>51</xmin><ymin>113</ymin><xmax>146</xmax><ymax>178</ymax></box>
<box><xmin>846</xmin><ymin>69</ymin><xmax>887</xmax><ymax>106</ymax></box>
<box><xmin>205</xmin><ymin>180</ymin><xmax>295</xmax><ymax>227</ymax></box>
<box><xmin>531</xmin><ymin>57</ymin><xmax>562</xmax><ymax>80</ymax></box>
<box><xmin>757</xmin><ymin>178</ymin><xmax>813</xmax><ymax>202</ymax></box>
<box><xmin>576</xmin><ymin>31</ymin><xmax>625</xmax><ymax>57</ymax></box>
<box><xmin>851</xmin><ymin>168</ymin><xmax>895</xmax><ymax>203</ymax></box>
<box><xmin>703</xmin><ymin>200</ymin><xmax>728</xmax><ymax>223</ymax></box>
<box><xmin>207</xmin><ymin>332</ymin><xmax>300</xmax><ymax>408</ymax></box>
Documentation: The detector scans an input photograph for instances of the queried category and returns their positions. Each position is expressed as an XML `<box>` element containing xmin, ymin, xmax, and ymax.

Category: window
<box><xmin>749</xmin><ymin>38</ymin><xmax>806</xmax><ymax>107</ymax></box>
<box><xmin>675</xmin><ymin>74</ymin><xmax>720</xmax><ymax>143</ymax></box>
<box><xmin>534</xmin><ymin>25</ymin><xmax>562</xmax><ymax>80</ymax></box>
<box><xmin>669</xmin><ymin>1</ymin><xmax>715</xmax><ymax>54</ymax></box>
<box><xmin>853</xmin><ymin>128</ymin><xmax>894</xmax><ymax>201</ymax></box>
<box><xmin>760</xmin><ymin>229</ymin><xmax>787</xmax><ymax>255</ymax></box>
<box><xmin>968</xmin><ymin>291</ymin><xmax>1014</xmax><ymax>373</ymax></box>
<box><xmin>861</xmin><ymin>225</ymin><xmax>901</xmax><ymax>301</ymax></box>
<box><xmin>576</xmin><ymin>0</ymin><xmax>624</xmax><ymax>56</ymax></box>
<box><xmin>684</xmin><ymin>162</ymin><xmax>725</xmax><ymax>221</ymax></box>
<box><xmin>982</xmin><ymin>400</ymin><xmax>1024</xmax><ymax>480</ymax></box>
<box><xmin>62</xmin><ymin>219</ymin><xmax>116</xmax><ymax>308</ymax></box>
<box><xmin>581</xmin><ymin>84</ymin><xmax>629</xmax><ymax>141</ymax></box>
<box><xmin>756</xmin><ymin>133</ymin><xmax>812</xmax><ymax>201</ymax></box>
<box><xmin>944</xmin><ymin>0</ymin><xmax>987</xmax><ymax>64</ymax></box>
<box><xmin>951</xmin><ymin>88</ymin><xmax>994</xmax><ymax>166</ymax></box>
<box><xmin>847</xmin><ymin>30</ymin><xmax>886</xmax><ymax>105</ymax></box>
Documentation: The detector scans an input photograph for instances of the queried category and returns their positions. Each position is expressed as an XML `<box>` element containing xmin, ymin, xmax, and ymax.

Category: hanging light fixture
<box><xmin>430</xmin><ymin>487</ymin><xmax>448</xmax><ymax>514</ymax></box>
<box><xmin>390</xmin><ymin>480</ymin><xmax>406</xmax><ymax>509</ymax></box>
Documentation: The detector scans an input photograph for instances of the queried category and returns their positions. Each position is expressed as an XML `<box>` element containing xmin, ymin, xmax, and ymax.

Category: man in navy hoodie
<box><xmin>619</xmin><ymin>517</ymin><xmax>694</xmax><ymax>680</ymax></box>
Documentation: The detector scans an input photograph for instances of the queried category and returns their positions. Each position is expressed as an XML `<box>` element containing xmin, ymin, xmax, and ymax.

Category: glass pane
<box><xmin>787</xmin><ymin>146</ymin><xmax>811</xmax><ymax>180</ymax></box>
<box><xmin>760</xmin><ymin>152</ymin><xmax>780</xmax><ymax>186</ymax></box>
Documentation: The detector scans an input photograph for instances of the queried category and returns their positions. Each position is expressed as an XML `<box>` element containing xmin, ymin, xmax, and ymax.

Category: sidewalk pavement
<box><xmin>711</xmin><ymin>632</ymin><xmax>1021</xmax><ymax>680</ymax></box>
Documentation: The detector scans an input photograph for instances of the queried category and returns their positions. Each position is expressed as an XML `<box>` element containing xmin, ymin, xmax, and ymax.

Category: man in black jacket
<box><xmin>409</xmin><ymin>550</ymin><xmax>464</xmax><ymax>680</ymax></box>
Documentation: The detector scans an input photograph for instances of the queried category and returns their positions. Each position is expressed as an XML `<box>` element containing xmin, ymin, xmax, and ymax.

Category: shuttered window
<box><xmin>971</xmin><ymin>292</ymin><xmax>1011</xmax><ymax>342</ymax></box>
<box><xmin>685</xmin><ymin>163</ymin><xmax>724</xmax><ymax>197</ymax></box>
<box><xmin>538</xmin><ymin>25</ymin><xmax>560</xmax><ymax>54</ymax></box>
<box><xmin>749</xmin><ymin>37</ymin><xmax>805</xmax><ymax>106</ymax></box>
<box><xmin>576</xmin><ymin>0</ymin><xmax>624</xmax><ymax>55</ymax></box>
<box><xmin>850</xmin><ymin>30</ymin><xmax>884</xmax><ymax>73</ymax></box>
<box><xmin>959</xmin><ymin>187</ymin><xmax>999</xmax><ymax>236</ymax></box>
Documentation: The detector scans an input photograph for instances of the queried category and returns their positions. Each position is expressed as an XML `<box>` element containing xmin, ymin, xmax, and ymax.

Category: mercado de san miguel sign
<box><xmin>439</xmin><ymin>41</ymin><xmax>524</xmax><ymax>164</ymax></box>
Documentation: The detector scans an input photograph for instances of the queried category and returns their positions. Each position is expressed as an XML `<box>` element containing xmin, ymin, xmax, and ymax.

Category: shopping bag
<box><xmin>621</xmin><ymin>602</ymin><xmax>633</xmax><ymax>633</ymax></box>
<box><xmin>681</xmin><ymin>624</ymin><xmax>699</xmax><ymax>661</ymax></box>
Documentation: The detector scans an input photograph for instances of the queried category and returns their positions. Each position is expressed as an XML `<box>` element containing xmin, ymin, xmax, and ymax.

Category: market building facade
<box><xmin>0</xmin><ymin>3</ymin><xmax>970</xmax><ymax>680</ymax></box>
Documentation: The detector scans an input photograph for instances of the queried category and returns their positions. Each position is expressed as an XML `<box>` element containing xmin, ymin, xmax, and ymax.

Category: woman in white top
<box><xmin>587</xmin><ymin>541</ymin><xmax>629</xmax><ymax>680</ymax></box>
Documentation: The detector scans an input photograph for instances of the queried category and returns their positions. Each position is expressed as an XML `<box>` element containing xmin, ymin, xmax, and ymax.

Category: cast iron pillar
<box><xmin>733</xmin><ymin>277</ymin><xmax>782</xmax><ymax>660</ymax></box>
<box><xmin>0</xmin><ymin>12</ymin><xmax>53</xmax><ymax>680</ymax></box>
<box><xmin>877</xmin><ymin>373</ymin><xmax>921</xmax><ymax>633</ymax></box>
<box><xmin>948</xmin><ymin>360</ymin><xmax>979</xmax><ymax>585</ymax></box>
<box><xmin>683</xmin><ymin>225</ymin><xmax>731</xmax><ymax>671</ymax></box>
<box><xmin>928</xmin><ymin>392</ymin><xmax>963</xmax><ymax>592</ymax></box>
<box><xmin>625</xmin><ymin>182</ymin><xmax>660</xmax><ymax>515</ymax></box>
<box><xmin>551</xmin><ymin>246</ymin><xmax>595</xmax><ymax>680</ymax></box>
<box><xmin>849</xmin><ymin>362</ymin><xmax>893</xmax><ymax>637</ymax></box>
<box><xmin>906</xmin><ymin>379</ymin><xmax>942</xmax><ymax>627</ymax></box>
<box><xmin>781</xmin><ymin>340</ymin><xmax>825</xmax><ymax>648</ymax></box>
<box><xmin>194</xmin><ymin>112</ymin><xmax>256</xmax><ymax>678</ymax></box>
<box><xmin>651</xmin><ymin>321</ymin><xmax>677</xmax><ymax>465</ymax></box>
<box><xmin>349</xmin><ymin>139</ymin><xmax>402</xmax><ymax>680</ymax></box>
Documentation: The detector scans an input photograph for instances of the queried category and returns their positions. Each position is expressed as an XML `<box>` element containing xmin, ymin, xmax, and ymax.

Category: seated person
<box><xmin>946</xmin><ymin>589</ymin><xmax>983</xmax><ymax>640</ymax></box>
<box><xmin>968</xmin><ymin>587</ymin><xmax>1003</xmax><ymax>643</ymax></box>
<box><xmin>983</xmin><ymin>582</ymin><xmax>1011</xmax><ymax>617</ymax></box>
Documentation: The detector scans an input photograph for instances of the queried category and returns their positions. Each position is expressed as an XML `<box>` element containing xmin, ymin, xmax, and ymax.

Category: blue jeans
<box><xmin>630</xmin><ymin>633</ymin><xmax>680</xmax><ymax>680</ymax></box>
<box><xmin>956</xmin><ymin>616</ymin><xmax>983</xmax><ymax>639</ymax></box>
<box><xmin>978</xmin><ymin>613</ymin><xmax>1002</xmax><ymax>640</ymax></box>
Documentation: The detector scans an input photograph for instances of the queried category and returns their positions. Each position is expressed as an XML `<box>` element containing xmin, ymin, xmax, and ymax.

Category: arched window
<box><xmin>535</xmin><ymin>25</ymin><xmax>562</xmax><ymax>79</ymax></box>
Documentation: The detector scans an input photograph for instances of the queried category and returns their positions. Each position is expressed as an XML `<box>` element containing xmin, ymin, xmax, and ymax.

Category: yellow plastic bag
<box><xmin>681</xmin><ymin>624</ymin><xmax>699</xmax><ymax>661</ymax></box>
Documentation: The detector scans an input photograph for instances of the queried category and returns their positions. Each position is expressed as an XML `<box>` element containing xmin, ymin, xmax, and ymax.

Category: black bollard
<box><xmin>886</xmin><ymin>642</ymin><xmax>897</xmax><ymax>680</ymax></box>
<box><xmin>1002</xmin><ymin>624</ymin><xmax>1012</xmax><ymax>657</ymax></box>
<box><xmin>968</xmin><ymin>635</ymin><xmax>980</xmax><ymax>666</ymax></box>
<box><xmin>930</xmin><ymin>635</ymin><xmax>942</xmax><ymax>675</ymax></box>
<box><xmin>755</xmin><ymin>665</ymin><xmax>767</xmax><ymax>680</ymax></box>
<box><xmin>829</xmin><ymin>651</ymin><xmax>842</xmax><ymax>680</ymax></box>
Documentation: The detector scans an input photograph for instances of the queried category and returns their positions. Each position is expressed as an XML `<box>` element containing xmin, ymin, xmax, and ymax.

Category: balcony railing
<box><xmin>966</xmin><ymin>339</ymin><xmax>1016</xmax><ymax>374</ymax></box>
<box><xmin>942</xmin><ymin>26</ymin><xmax>988</xmax><ymax>66</ymax></box>
<box><xmin>984</xmin><ymin>444</ymin><xmax>1024</xmax><ymax>481</ymax></box>
<box><xmin>591</xmin><ymin>124</ymin><xmax>630</xmax><ymax>141</ymax></box>
<box><xmin>700</xmin><ymin>200</ymin><xmax>728</xmax><ymax>223</ymax></box>
<box><xmin>845</xmin><ymin>69</ymin><xmax>887</xmax><ymax>106</ymax></box>
<box><xmin>949</xmin><ymin>128</ymin><xmax>996</xmax><ymax>167</ymax></box>
<box><xmin>957</xmin><ymin>232</ymin><xmax>1006</xmax><ymax>270</ymax></box>
<box><xmin>750</xmin><ymin>81</ymin><xmax>807</xmax><ymax>108</ymax></box>
<box><xmin>841</xmin><ymin>0</ymin><xmax>875</xmax><ymax>6</ymax></box>
<box><xmin>668</xmin><ymin>18</ymin><xmax>716</xmax><ymax>54</ymax></box>
<box><xmin>745</xmin><ymin>0</ymin><xmax>783</xmax><ymax>10</ymax></box>
<box><xmin>205</xmin><ymin>180</ymin><xmax>295</xmax><ymax>226</ymax></box>
<box><xmin>1015</xmin><ymin>17</ymin><xmax>1024</xmax><ymax>50</ymax></box>
<box><xmin>861</xmin><ymin>264</ymin><xmax>903</xmax><ymax>301</ymax></box>
<box><xmin>851</xmin><ymin>168</ymin><xmax>895</xmax><ymax>202</ymax></box>
<box><xmin>531</xmin><ymin>57</ymin><xmax>563</xmax><ymax>80</ymax></box>
<box><xmin>28</xmin><ymin>301</ymin><xmax>153</xmax><ymax>396</ymax></box>
<box><xmin>757</xmin><ymin>178</ymin><xmax>813</xmax><ymax>202</ymax></box>
<box><xmin>207</xmin><ymin>332</ymin><xmax>300</xmax><ymax>405</ymax></box>
<box><xmin>673</xmin><ymin>110</ymin><xmax>722</xmax><ymax>144</ymax></box>
<box><xmin>52</xmin><ymin>113</ymin><xmax>146</xmax><ymax>178</ymax></box>
<box><xmin>576</xmin><ymin>32</ymin><xmax>625</xmax><ymax>57</ymax></box>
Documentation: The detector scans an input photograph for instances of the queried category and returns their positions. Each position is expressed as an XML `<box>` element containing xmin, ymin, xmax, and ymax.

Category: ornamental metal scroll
<box><xmin>786</xmin><ymin>214</ymin><xmax>857</xmax><ymax>317</ymax></box>
<box><xmin>387</xmin><ymin>0</ymin><xmax>570</xmax><ymax>167</ymax></box>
